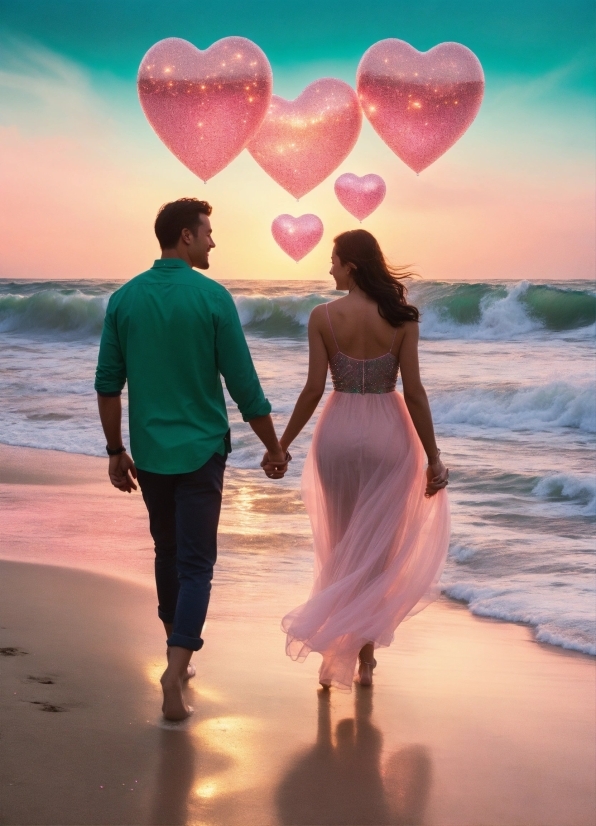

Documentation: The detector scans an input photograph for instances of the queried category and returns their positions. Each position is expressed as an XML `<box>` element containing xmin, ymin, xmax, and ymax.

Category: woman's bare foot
<box><xmin>358</xmin><ymin>643</ymin><xmax>377</xmax><ymax>686</ymax></box>
<box><xmin>160</xmin><ymin>670</ymin><xmax>193</xmax><ymax>721</ymax></box>
<box><xmin>358</xmin><ymin>658</ymin><xmax>376</xmax><ymax>686</ymax></box>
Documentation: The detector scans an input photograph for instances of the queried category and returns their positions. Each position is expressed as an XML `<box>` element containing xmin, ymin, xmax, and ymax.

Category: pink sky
<box><xmin>0</xmin><ymin>43</ymin><xmax>594</xmax><ymax>282</ymax></box>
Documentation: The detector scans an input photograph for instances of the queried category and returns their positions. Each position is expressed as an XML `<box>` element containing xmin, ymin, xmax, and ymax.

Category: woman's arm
<box><xmin>399</xmin><ymin>322</ymin><xmax>449</xmax><ymax>496</ymax></box>
<box><xmin>279</xmin><ymin>307</ymin><xmax>329</xmax><ymax>452</ymax></box>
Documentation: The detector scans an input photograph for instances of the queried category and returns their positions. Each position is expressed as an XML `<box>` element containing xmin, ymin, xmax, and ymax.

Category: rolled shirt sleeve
<box><xmin>215</xmin><ymin>291</ymin><xmax>271</xmax><ymax>421</ymax></box>
<box><xmin>94</xmin><ymin>299</ymin><xmax>127</xmax><ymax>397</ymax></box>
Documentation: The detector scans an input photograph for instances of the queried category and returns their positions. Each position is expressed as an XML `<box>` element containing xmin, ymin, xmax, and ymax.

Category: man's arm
<box><xmin>97</xmin><ymin>394</ymin><xmax>137</xmax><ymax>492</ymax></box>
<box><xmin>215</xmin><ymin>293</ymin><xmax>288</xmax><ymax>475</ymax></box>
<box><xmin>95</xmin><ymin>302</ymin><xmax>137</xmax><ymax>492</ymax></box>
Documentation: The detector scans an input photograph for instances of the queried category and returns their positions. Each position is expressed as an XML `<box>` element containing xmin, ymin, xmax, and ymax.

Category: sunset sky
<box><xmin>0</xmin><ymin>0</ymin><xmax>594</xmax><ymax>282</ymax></box>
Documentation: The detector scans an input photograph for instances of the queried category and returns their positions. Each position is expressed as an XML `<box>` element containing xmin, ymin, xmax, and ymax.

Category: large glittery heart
<box><xmin>271</xmin><ymin>214</ymin><xmax>324</xmax><ymax>261</ymax></box>
<box><xmin>248</xmin><ymin>80</ymin><xmax>362</xmax><ymax>199</ymax></box>
<box><xmin>357</xmin><ymin>39</ymin><xmax>484</xmax><ymax>173</ymax></box>
<box><xmin>138</xmin><ymin>37</ymin><xmax>272</xmax><ymax>181</ymax></box>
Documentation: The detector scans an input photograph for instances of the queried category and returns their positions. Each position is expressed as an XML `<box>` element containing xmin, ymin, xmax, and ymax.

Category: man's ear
<box><xmin>180</xmin><ymin>228</ymin><xmax>193</xmax><ymax>246</ymax></box>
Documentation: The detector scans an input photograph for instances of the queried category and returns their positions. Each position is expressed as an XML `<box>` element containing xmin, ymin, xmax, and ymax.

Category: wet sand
<box><xmin>0</xmin><ymin>444</ymin><xmax>595</xmax><ymax>825</ymax></box>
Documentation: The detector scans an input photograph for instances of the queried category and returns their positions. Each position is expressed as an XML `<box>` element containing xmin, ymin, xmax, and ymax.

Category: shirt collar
<box><xmin>152</xmin><ymin>258</ymin><xmax>192</xmax><ymax>270</ymax></box>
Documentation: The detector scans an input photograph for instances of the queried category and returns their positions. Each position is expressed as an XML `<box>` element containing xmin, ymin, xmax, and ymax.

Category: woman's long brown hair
<box><xmin>333</xmin><ymin>230</ymin><xmax>420</xmax><ymax>326</ymax></box>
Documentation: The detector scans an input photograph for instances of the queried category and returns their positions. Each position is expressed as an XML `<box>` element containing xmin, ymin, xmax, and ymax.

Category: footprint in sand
<box><xmin>0</xmin><ymin>647</ymin><xmax>28</xmax><ymax>656</ymax></box>
<box><xmin>27</xmin><ymin>675</ymin><xmax>55</xmax><ymax>685</ymax></box>
<box><xmin>30</xmin><ymin>701</ymin><xmax>66</xmax><ymax>713</ymax></box>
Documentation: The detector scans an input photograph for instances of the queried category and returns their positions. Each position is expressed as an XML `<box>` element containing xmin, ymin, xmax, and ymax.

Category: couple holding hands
<box><xmin>95</xmin><ymin>198</ymin><xmax>449</xmax><ymax>721</ymax></box>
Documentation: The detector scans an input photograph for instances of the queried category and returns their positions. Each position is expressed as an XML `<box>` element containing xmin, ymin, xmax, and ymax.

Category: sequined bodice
<box><xmin>324</xmin><ymin>301</ymin><xmax>399</xmax><ymax>394</ymax></box>
<box><xmin>329</xmin><ymin>350</ymin><xmax>399</xmax><ymax>394</ymax></box>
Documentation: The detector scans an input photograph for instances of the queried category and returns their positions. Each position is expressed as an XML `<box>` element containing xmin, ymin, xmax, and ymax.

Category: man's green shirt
<box><xmin>94</xmin><ymin>259</ymin><xmax>271</xmax><ymax>474</ymax></box>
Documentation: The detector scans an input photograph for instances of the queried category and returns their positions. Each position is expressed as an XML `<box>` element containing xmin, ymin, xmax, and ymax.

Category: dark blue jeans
<box><xmin>137</xmin><ymin>452</ymin><xmax>226</xmax><ymax>651</ymax></box>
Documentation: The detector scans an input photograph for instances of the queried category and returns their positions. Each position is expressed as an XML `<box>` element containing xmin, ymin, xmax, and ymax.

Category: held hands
<box><xmin>108</xmin><ymin>452</ymin><xmax>138</xmax><ymax>493</ymax></box>
<box><xmin>260</xmin><ymin>447</ymin><xmax>292</xmax><ymax>480</ymax></box>
<box><xmin>425</xmin><ymin>454</ymin><xmax>449</xmax><ymax>498</ymax></box>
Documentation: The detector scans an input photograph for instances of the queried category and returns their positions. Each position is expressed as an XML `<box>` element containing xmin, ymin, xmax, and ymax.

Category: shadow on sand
<box><xmin>276</xmin><ymin>686</ymin><xmax>432</xmax><ymax>825</ymax></box>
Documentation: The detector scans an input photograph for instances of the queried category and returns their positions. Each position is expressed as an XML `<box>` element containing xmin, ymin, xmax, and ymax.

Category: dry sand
<box><xmin>0</xmin><ymin>444</ymin><xmax>595</xmax><ymax>825</ymax></box>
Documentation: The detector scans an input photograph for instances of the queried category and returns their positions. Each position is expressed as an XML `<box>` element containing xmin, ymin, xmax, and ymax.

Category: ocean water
<box><xmin>0</xmin><ymin>276</ymin><xmax>595</xmax><ymax>656</ymax></box>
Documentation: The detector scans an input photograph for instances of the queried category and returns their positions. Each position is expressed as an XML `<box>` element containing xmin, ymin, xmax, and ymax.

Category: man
<box><xmin>95</xmin><ymin>198</ymin><xmax>289</xmax><ymax>721</ymax></box>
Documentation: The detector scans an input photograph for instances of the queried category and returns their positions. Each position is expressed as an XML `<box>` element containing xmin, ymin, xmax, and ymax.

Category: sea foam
<box><xmin>443</xmin><ymin>578</ymin><xmax>596</xmax><ymax>656</ymax></box>
<box><xmin>433</xmin><ymin>382</ymin><xmax>595</xmax><ymax>433</ymax></box>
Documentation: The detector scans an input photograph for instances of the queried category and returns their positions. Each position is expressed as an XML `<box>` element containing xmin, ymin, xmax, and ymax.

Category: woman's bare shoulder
<box><xmin>309</xmin><ymin>302</ymin><xmax>330</xmax><ymax>330</ymax></box>
<box><xmin>402</xmin><ymin>320</ymin><xmax>420</xmax><ymax>337</ymax></box>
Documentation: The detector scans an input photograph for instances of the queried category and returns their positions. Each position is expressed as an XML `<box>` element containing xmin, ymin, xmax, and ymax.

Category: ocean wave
<box><xmin>0</xmin><ymin>279</ymin><xmax>593</xmax><ymax>341</ymax></box>
<box><xmin>443</xmin><ymin>580</ymin><xmax>596</xmax><ymax>656</ymax></box>
<box><xmin>234</xmin><ymin>293</ymin><xmax>328</xmax><ymax>337</ymax></box>
<box><xmin>532</xmin><ymin>473</ymin><xmax>596</xmax><ymax>516</ymax></box>
<box><xmin>0</xmin><ymin>289</ymin><xmax>108</xmax><ymax>337</ymax></box>
<box><xmin>434</xmin><ymin>382</ymin><xmax>595</xmax><ymax>433</ymax></box>
<box><xmin>417</xmin><ymin>281</ymin><xmax>596</xmax><ymax>340</ymax></box>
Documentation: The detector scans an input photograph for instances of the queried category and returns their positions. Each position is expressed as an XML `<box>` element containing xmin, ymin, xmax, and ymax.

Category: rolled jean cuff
<box><xmin>157</xmin><ymin>607</ymin><xmax>175</xmax><ymax>624</ymax></box>
<box><xmin>167</xmin><ymin>633</ymin><xmax>204</xmax><ymax>652</ymax></box>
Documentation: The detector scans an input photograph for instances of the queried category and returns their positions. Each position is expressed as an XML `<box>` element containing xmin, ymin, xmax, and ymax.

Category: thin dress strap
<box><xmin>389</xmin><ymin>325</ymin><xmax>399</xmax><ymax>355</ymax></box>
<box><xmin>325</xmin><ymin>303</ymin><xmax>340</xmax><ymax>355</ymax></box>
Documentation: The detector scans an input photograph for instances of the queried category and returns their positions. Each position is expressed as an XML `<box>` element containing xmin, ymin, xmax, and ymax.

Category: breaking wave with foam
<box><xmin>0</xmin><ymin>278</ymin><xmax>594</xmax><ymax>341</ymax></box>
<box><xmin>433</xmin><ymin>382</ymin><xmax>595</xmax><ymax>433</ymax></box>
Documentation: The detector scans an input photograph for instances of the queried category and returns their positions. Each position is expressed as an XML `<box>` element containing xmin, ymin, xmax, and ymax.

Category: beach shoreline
<box><xmin>0</xmin><ymin>442</ymin><xmax>595</xmax><ymax>825</ymax></box>
<box><xmin>1</xmin><ymin>440</ymin><xmax>593</xmax><ymax>651</ymax></box>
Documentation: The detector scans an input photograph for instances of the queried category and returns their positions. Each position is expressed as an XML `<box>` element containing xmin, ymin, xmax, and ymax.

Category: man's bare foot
<box><xmin>166</xmin><ymin>648</ymin><xmax>195</xmax><ymax>682</ymax></box>
<box><xmin>183</xmin><ymin>663</ymin><xmax>196</xmax><ymax>682</ymax></box>
<box><xmin>160</xmin><ymin>670</ymin><xmax>193</xmax><ymax>721</ymax></box>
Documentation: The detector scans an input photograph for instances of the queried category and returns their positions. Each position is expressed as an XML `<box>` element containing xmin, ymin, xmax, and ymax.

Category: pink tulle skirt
<box><xmin>282</xmin><ymin>390</ymin><xmax>450</xmax><ymax>689</ymax></box>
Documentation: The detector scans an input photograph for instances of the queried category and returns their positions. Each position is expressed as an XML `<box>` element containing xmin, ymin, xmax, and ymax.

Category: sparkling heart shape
<box><xmin>357</xmin><ymin>39</ymin><xmax>485</xmax><ymax>173</ymax></box>
<box><xmin>271</xmin><ymin>214</ymin><xmax>324</xmax><ymax>261</ymax></box>
<box><xmin>248</xmin><ymin>80</ymin><xmax>362</xmax><ymax>199</ymax></box>
<box><xmin>334</xmin><ymin>173</ymin><xmax>386</xmax><ymax>221</ymax></box>
<box><xmin>138</xmin><ymin>37</ymin><xmax>272</xmax><ymax>182</ymax></box>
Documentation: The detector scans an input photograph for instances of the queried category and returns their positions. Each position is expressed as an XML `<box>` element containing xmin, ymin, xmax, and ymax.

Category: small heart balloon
<box><xmin>248</xmin><ymin>80</ymin><xmax>362</xmax><ymax>199</ymax></box>
<box><xmin>357</xmin><ymin>39</ymin><xmax>484</xmax><ymax>173</ymax></box>
<box><xmin>334</xmin><ymin>173</ymin><xmax>386</xmax><ymax>221</ymax></box>
<box><xmin>271</xmin><ymin>214</ymin><xmax>324</xmax><ymax>261</ymax></box>
<box><xmin>138</xmin><ymin>37</ymin><xmax>272</xmax><ymax>181</ymax></box>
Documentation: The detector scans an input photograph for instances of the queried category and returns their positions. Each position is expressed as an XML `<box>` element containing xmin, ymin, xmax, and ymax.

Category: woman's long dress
<box><xmin>282</xmin><ymin>312</ymin><xmax>450</xmax><ymax>689</ymax></box>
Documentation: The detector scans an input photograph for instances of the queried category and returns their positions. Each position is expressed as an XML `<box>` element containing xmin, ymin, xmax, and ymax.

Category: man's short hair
<box><xmin>154</xmin><ymin>198</ymin><xmax>213</xmax><ymax>249</ymax></box>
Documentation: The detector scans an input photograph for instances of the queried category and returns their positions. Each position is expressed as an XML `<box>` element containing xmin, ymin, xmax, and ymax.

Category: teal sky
<box><xmin>0</xmin><ymin>0</ymin><xmax>594</xmax><ymax>281</ymax></box>
<box><xmin>2</xmin><ymin>0</ymin><xmax>594</xmax><ymax>89</ymax></box>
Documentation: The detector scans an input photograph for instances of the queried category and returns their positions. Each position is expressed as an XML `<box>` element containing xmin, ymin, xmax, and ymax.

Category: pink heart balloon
<box><xmin>248</xmin><ymin>80</ymin><xmax>362</xmax><ymax>199</ymax></box>
<box><xmin>357</xmin><ymin>39</ymin><xmax>484</xmax><ymax>173</ymax></box>
<box><xmin>271</xmin><ymin>214</ymin><xmax>324</xmax><ymax>261</ymax></box>
<box><xmin>138</xmin><ymin>37</ymin><xmax>272</xmax><ymax>182</ymax></box>
<box><xmin>334</xmin><ymin>173</ymin><xmax>386</xmax><ymax>221</ymax></box>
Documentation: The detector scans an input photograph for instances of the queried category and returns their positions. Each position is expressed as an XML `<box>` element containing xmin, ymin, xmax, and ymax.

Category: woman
<box><xmin>264</xmin><ymin>230</ymin><xmax>450</xmax><ymax>690</ymax></box>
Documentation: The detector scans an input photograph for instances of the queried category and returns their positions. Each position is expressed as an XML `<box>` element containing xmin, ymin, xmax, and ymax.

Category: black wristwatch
<box><xmin>106</xmin><ymin>445</ymin><xmax>126</xmax><ymax>456</ymax></box>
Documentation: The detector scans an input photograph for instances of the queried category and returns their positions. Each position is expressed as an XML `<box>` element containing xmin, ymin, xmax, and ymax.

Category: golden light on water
<box><xmin>195</xmin><ymin>781</ymin><xmax>218</xmax><ymax>799</ymax></box>
<box><xmin>192</xmin><ymin>715</ymin><xmax>264</xmax><ymax>801</ymax></box>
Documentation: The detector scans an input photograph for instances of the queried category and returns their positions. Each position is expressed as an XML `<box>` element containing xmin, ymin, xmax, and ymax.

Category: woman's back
<box><xmin>321</xmin><ymin>294</ymin><xmax>407</xmax><ymax>361</ymax></box>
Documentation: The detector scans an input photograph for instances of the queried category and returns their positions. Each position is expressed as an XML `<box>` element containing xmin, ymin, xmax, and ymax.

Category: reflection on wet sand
<box><xmin>276</xmin><ymin>687</ymin><xmax>432</xmax><ymax>826</ymax></box>
<box><xmin>149</xmin><ymin>728</ymin><xmax>195</xmax><ymax>826</ymax></box>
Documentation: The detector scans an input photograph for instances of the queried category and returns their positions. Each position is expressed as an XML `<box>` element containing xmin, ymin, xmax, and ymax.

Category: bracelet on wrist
<box><xmin>427</xmin><ymin>449</ymin><xmax>441</xmax><ymax>465</ymax></box>
<box><xmin>106</xmin><ymin>445</ymin><xmax>126</xmax><ymax>456</ymax></box>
